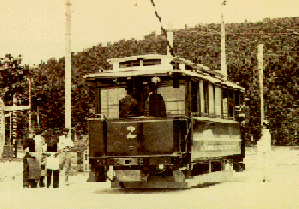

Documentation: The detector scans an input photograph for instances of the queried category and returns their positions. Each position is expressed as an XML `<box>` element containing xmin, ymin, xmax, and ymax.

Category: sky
<box><xmin>0</xmin><ymin>0</ymin><xmax>298</xmax><ymax>65</ymax></box>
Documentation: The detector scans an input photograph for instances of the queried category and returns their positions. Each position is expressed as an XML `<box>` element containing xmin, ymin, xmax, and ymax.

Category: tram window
<box><xmin>208</xmin><ymin>83</ymin><xmax>215</xmax><ymax>117</ymax></box>
<box><xmin>101</xmin><ymin>87</ymin><xmax>127</xmax><ymax>118</ymax></box>
<box><xmin>199</xmin><ymin>80</ymin><xmax>204</xmax><ymax>115</ymax></box>
<box><xmin>143</xmin><ymin>59</ymin><xmax>161</xmax><ymax>66</ymax></box>
<box><xmin>235</xmin><ymin>90</ymin><xmax>240</xmax><ymax>107</ymax></box>
<box><xmin>119</xmin><ymin>60</ymin><xmax>140</xmax><ymax>68</ymax></box>
<box><xmin>215</xmin><ymin>85</ymin><xmax>222</xmax><ymax>117</ymax></box>
<box><xmin>228</xmin><ymin>89</ymin><xmax>235</xmax><ymax>118</ymax></box>
<box><xmin>132</xmin><ymin>60</ymin><xmax>140</xmax><ymax>67</ymax></box>
<box><xmin>203</xmin><ymin>81</ymin><xmax>209</xmax><ymax>115</ymax></box>
<box><xmin>191</xmin><ymin>81</ymin><xmax>199</xmax><ymax>113</ymax></box>
<box><xmin>119</xmin><ymin>60</ymin><xmax>131</xmax><ymax>68</ymax></box>
<box><xmin>158</xmin><ymin>84</ymin><xmax>185</xmax><ymax>116</ymax></box>
<box><xmin>222</xmin><ymin>88</ymin><xmax>228</xmax><ymax>118</ymax></box>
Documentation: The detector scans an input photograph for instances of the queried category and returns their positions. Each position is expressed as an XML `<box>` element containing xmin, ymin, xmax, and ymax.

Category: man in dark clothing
<box><xmin>119</xmin><ymin>94</ymin><xmax>138</xmax><ymax>118</ymax></box>
<box><xmin>144</xmin><ymin>85</ymin><xmax>166</xmax><ymax>117</ymax></box>
<box><xmin>119</xmin><ymin>86</ymin><xmax>139</xmax><ymax>118</ymax></box>
<box><xmin>23</xmin><ymin>138</ymin><xmax>41</xmax><ymax>188</ymax></box>
<box><xmin>23</xmin><ymin>152</ymin><xmax>30</xmax><ymax>188</ymax></box>
<box><xmin>148</xmin><ymin>92</ymin><xmax>166</xmax><ymax>117</ymax></box>
<box><xmin>46</xmin><ymin>144</ymin><xmax>59</xmax><ymax>188</ymax></box>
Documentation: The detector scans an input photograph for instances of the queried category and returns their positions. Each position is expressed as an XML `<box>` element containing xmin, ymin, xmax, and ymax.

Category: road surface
<box><xmin>0</xmin><ymin>146</ymin><xmax>298</xmax><ymax>209</ymax></box>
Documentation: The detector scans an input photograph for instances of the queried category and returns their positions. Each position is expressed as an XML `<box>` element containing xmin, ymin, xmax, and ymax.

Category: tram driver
<box><xmin>119</xmin><ymin>86</ymin><xmax>139</xmax><ymax>118</ymax></box>
<box><xmin>144</xmin><ymin>78</ymin><xmax>166</xmax><ymax>117</ymax></box>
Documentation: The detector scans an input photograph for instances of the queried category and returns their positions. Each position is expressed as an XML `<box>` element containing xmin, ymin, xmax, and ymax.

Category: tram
<box><xmin>84</xmin><ymin>54</ymin><xmax>245</xmax><ymax>188</ymax></box>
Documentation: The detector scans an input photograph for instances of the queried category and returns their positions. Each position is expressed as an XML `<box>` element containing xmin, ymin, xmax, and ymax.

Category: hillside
<box><xmin>29</xmin><ymin>17</ymin><xmax>298</xmax><ymax>146</ymax></box>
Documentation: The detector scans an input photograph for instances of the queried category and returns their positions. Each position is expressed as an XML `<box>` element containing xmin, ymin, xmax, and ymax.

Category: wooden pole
<box><xmin>0</xmin><ymin>98</ymin><xmax>4</xmax><ymax>158</ymax></box>
<box><xmin>258</xmin><ymin>44</ymin><xmax>264</xmax><ymax>127</ymax></box>
<box><xmin>28</xmin><ymin>77</ymin><xmax>33</xmax><ymax>138</ymax></box>
<box><xmin>65</xmin><ymin>0</ymin><xmax>72</xmax><ymax>139</ymax></box>
<box><xmin>13</xmin><ymin>95</ymin><xmax>17</xmax><ymax>157</ymax></box>
<box><xmin>221</xmin><ymin>8</ymin><xmax>227</xmax><ymax>80</ymax></box>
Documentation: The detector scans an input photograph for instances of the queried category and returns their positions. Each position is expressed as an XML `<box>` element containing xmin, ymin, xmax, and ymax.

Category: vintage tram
<box><xmin>84</xmin><ymin>54</ymin><xmax>245</xmax><ymax>188</ymax></box>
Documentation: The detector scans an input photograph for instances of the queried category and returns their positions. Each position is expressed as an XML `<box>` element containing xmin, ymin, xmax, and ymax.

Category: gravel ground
<box><xmin>0</xmin><ymin>146</ymin><xmax>299</xmax><ymax>209</ymax></box>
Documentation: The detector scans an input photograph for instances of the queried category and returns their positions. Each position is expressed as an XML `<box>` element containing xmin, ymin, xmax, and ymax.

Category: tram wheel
<box><xmin>233</xmin><ymin>162</ymin><xmax>245</xmax><ymax>172</ymax></box>
<box><xmin>95</xmin><ymin>166</ymin><xmax>107</xmax><ymax>182</ymax></box>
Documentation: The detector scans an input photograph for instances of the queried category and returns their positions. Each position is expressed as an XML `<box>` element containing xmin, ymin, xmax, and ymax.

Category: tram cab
<box><xmin>85</xmin><ymin>54</ymin><xmax>245</xmax><ymax>188</ymax></box>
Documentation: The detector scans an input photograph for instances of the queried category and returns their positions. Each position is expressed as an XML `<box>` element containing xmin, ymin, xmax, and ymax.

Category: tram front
<box><xmin>85</xmin><ymin>54</ymin><xmax>245</xmax><ymax>188</ymax></box>
<box><xmin>86</xmin><ymin>56</ymin><xmax>192</xmax><ymax>188</ymax></box>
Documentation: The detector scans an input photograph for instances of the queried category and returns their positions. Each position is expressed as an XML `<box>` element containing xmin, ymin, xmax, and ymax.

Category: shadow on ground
<box><xmin>93</xmin><ymin>182</ymin><xmax>219</xmax><ymax>194</ymax></box>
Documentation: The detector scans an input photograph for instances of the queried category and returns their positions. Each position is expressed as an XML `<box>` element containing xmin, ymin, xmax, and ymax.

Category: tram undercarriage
<box><xmin>90</xmin><ymin>155</ymin><xmax>243</xmax><ymax>189</ymax></box>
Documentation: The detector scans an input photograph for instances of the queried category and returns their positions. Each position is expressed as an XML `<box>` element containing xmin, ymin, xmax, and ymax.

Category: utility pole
<box><xmin>258</xmin><ymin>44</ymin><xmax>264</xmax><ymax>126</ymax></box>
<box><xmin>65</xmin><ymin>0</ymin><xmax>72</xmax><ymax>139</ymax></box>
<box><xmin>257</xmin><ymin>43</ymin><xmax>271</xmax><ymax>182</ymax></box>
<box><xmin>221</xmin><ymin>1</ymin><xmax>227</xmax><ymax>81</ymax></box>
<box><xmin>0</xmin><ymin>98</ymin><xmax>4</xmax><ymax>158</ymax></box>
<box><xmin>13</xmin><ymin>95</ymin><xmax>17</xmax><ymax>157</ymax></box>
<box><xmin>28</xmin><ymin>77</ymin><xmax>33</xmax><ymax>138</ymax></box>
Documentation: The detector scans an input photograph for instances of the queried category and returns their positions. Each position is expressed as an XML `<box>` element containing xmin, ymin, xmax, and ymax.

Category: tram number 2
<box><xmin>127</xmin><ymin>126</ymin><xmax>137</xmax><ymax>139</ymax></box>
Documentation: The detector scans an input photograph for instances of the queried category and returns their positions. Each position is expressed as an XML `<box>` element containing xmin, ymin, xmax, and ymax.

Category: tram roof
<box><xmin>84</xmin><ymin>54</ymin><xmax>244</xmax><ymax>91</ymax></box>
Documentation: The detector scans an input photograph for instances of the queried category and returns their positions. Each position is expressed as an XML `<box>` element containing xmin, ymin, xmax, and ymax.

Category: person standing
<box><xmin>27</xmin><ymin>153</ymin><xmax>41</xmax><ymax>188</ymax></box>
<box><xmin>34</xmin><ymin>132</ymin><xmax>47</xmax><ymax>187</ymax></box>
<box><xmin>59</xmin><ymin>128</ymin><xmax>74</xmax><ymax>186</ymax></box>
<box><xmin>144</xmin><ymin>85</ymin><xmax>166</xmax><ymax>117</ymax></box>
<box><xmin>23</xmin><ymin>137</ymin><xmax>41</xmax><ymax>188</ymax></box>
<box><xmin>46</xmin><ymin>143</ymin><xmax>60</xmax><ymax>188</ymax></box>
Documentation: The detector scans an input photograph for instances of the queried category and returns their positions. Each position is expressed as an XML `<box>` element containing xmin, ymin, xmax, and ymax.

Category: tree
<box><xmin>0</xmin><ymin>54</ymin><xmax>29</xmax><ymax>156</ymax></box>
<box><xmin>27</xmin><ymin>17</ymin><xmax>299</xmax><ymax>146</ymax></box>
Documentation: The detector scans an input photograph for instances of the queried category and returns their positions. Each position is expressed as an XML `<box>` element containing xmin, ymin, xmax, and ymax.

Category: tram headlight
<box><xmin>158</xmin><ymin>164</ymin><xmax>164</xmax><ymax>170</ymax></box>
<box><xmin>151</xmin><ymin>76</ymin><xmax>161</xmax><ymax>84</ymax></box>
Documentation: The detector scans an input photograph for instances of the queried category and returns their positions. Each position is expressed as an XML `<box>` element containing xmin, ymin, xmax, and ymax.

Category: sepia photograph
<box><xmin>0</xmin><ymin>0</ymin><xmax>298</xmax><ymax>208</ymax></box>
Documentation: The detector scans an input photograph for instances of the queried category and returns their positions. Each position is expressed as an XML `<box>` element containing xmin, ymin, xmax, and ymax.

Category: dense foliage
<box><xmin>10</xmin><ymin>17</ymin><xmax>299</xmax><ymax>146</ymax></box>
<box><xmin>0</xmin><ymin>54</ymin><xmax>30</xmax><ymax>145</ymax></box>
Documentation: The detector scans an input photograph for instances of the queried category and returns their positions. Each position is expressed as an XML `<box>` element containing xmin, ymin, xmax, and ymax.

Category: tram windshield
<box><xmin>99</xmin><ymin>77</ymin><xmax>185</xmax><ymax>119</ymax></box>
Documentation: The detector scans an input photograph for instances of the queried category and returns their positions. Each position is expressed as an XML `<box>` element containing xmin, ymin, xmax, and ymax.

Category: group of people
<box><xmin>23</xmin><ymin>128</ymin><xmax>74</xmax><ymax>188</ymax></box>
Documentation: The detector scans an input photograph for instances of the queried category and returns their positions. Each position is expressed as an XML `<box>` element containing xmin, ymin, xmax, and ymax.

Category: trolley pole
<box><xmin>221</xmin><ymin>1</ymin><xmax>227</xmax><ymax>81</ymax></box>
<box><xmin>65</xmin><ymin>0</ymin><xmax>72</xmax><ymax>139</ymax></box>
<box><xmin>167</xmin><ymin>22</ymin><xmax>173</xmax><ymax>57</ymax></box>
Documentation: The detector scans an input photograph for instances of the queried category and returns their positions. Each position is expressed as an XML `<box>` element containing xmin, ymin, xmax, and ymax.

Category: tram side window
<box><xmin>228</xmin><ymin>89</ymin><xmax>235</xmax><ymax>118</ymax></box>
<box><xmin>203</xmin><ymin>81</ymin><xmax>209</xmax><ymax>115</ymax></box>
<box><xmin>101</xmin><ymin>88</ymin><xmax>127</xmax><ymax>118</ymax></box>
<box><xmin>208</xmin><ymin>83</ymin><xmax>215</xmax><ymax>117</ymax></box>
<box><xmin>222</xmin><ymin>88</ymin><xmax>228</xmax><ymax>118</ymax></box>
<box><xmin>191</xmin><ymin>81</ymin><xmax>199</xmax><ymax>113</ymax></box>
<box><xmin>234</xmin><ymin>89</ymin><xmax>241</xmax><ymax>118</ymax></box>
<box><xmin>143</xmin><ymin>59</ymin><xmax>161</xmax><ymax>66</ymax></box>
<box><xmin>158</xmin><ymin>84</ymin><xmax>185</xmax><ymax>116</ymax></box>
<box><xmin>235</xmin><ymin>90</ymin><xmax>240</xmax><ymax>107</ymax></box>
<box><xmin>215</xmin><ymin>85</ymin><xmax>222</xmax><ymax>118</ymax></box>
<box><xmin>199</xmin><ymin>80</ymin><xmax>204</xmax><ymax>115</ymax></box>
<box><xmin>119</xmin><ymin>60</ymin><xmax>140</xmax><ymax>68</ymax></box>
